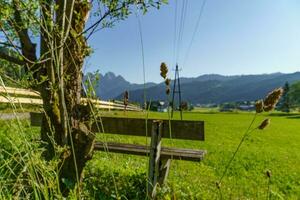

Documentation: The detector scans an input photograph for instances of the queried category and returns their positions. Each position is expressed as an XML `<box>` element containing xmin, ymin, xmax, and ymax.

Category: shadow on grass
<box><xmin>83</xmin><ymin>169</ymin><xmax>147</xmax><ymax>200</ymax></box>
<box><xmin>286</xmin><ymin>115</ymin><xmax>300</xmax><ymax>119</ymax></box>
<box><xmin>267</xmin><ymin>112</ymin><xmax>300</xmax><ymax>119</ymax></box>
<box><xmin>269</xmin><ymin>113</ymin><xmax>300</xmax><ymax>117</ymax></box>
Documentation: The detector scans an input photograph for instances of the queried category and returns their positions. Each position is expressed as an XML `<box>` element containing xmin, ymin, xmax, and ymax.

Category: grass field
<box><xmin>0</xmin><ymin>111</ymin><xmax>300</xmax><ymax>199</ymax></box>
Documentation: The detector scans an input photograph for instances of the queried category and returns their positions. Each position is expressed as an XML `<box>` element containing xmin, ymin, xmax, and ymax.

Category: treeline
<box><xmin>275</xmin><ymin>81</ymin><xmax>300</xmax><ymax>112</ymax></box>
<box><xmin>219</xmin><ymin>81</ymin><xmax>300</xmax><ymax>113</ymax></box>
<box><xmin>288</xmin><ymin>81</ymin><xmax>300</xmax><ymax>110</ymax></box>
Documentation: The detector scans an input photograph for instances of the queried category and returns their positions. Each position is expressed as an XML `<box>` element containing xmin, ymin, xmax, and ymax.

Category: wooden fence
<box><xmin>0</xmin><ymin>86</ymin><xmax>142</xmax><ymax>111</ymax></box>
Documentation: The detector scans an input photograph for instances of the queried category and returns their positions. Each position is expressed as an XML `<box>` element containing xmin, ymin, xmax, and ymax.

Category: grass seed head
<box><xmin>160</xmin><ymin>62</ymin><xmax>168</xmax><ymax>79</ymax></box>
<box><xmin>255</xmin><ymin>100</ymin><xmax>264</xmax><ymax>113</ymax></box>
<box><xmin>166</xmin><ymin>86</ymin><xmax>170</xmax><ymax>95</ymax></box>
<box><xmin>216</xmin><ymin>181</ymin><xmax>221</xmax><ymax>189</ymax></box>
<box><xmin>266</xmin><ymin>170</ymin><xmax>272</xmax><ymax>178</ymax></box>
<box><xmin>165</xmin><ymin>78</ymin><xmax>171</xmax><ymax>86</ymax></box>
<box><xmin>258</xmin><ymin>119</ymin><xmax>270</xmax><ymax>130</ymax></box>
<box><xmin>124</xmin><ymin>91</ymin><xmax>129</xmax><ymax>105</ymax></box>
<box><xmin>62</xmin><ymin>149</ymin><xmax>71</xmax><ymax>159</ymax></box>
<box><xmin>263</xmin><ymin>88</ymin><xmax>283</xmax><ymax>112</ymax></box>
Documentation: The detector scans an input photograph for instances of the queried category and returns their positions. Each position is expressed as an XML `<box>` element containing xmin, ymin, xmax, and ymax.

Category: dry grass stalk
<box><xmin>165</xmin><ymin>78</ymin><xmax>171</xmax><ymax>86</ymax></box>
<box><xmin>255</xmin><ymin>100</ymin><xmax>264</xmax><ymax>113</ymax></box>
<box><xmin>160</xmin><ymin>62</ymin><xmax>168</xmax><ymax>79</ymax></box>
<box><xmin>166</xmin><ymin>87</ymin><xmax>170</xmax><ymax>95</ymax></box>
<box><xmin>160</xmin><ymin>62</ymin><xmax>171</xmax><ymax>95</ymax></box>
<box><xmin>263</xmin><ymin>88</ymin><xmax>283</xmax><ymax>111</ymax></box>
<box><xmin>258</xmin><ymin>119</ymin><xmax>270</xmax><ymax>130</ymax></box>
<box><xmin>123</xmin><ymin>91</ymin><xmax>129</xmax><ymax>106</ymax></box>
<box><xmin>216</xmin><ymin>181</ymin><xmax>221</xmax><ymax>189</ymax></box>
<box><xmin>266</xmin><ymin>170</ymin><xmax>272</xmax><ymax>178</ymax></box>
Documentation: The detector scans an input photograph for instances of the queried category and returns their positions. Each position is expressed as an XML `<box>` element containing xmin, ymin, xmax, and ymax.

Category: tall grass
<box><xmin>0</xmin><ymin>81</ymin><xmax>64</xmax><ymax>199</ymax></box>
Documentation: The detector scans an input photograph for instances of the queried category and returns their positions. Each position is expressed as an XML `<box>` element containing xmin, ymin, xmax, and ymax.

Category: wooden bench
<box><xmin>30</xmin><ymin>112</ymin><xmax>206</xmax><ymax>198</ymax></box>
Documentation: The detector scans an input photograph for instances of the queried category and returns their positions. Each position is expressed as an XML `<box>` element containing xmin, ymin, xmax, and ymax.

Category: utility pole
<box><xmin>171</xmin><ymin>64</ymin><xmax>183</xmax><ymax>120</ymax></box>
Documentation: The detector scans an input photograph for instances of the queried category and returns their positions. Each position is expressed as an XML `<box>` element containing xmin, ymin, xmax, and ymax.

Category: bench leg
<box><xmin>158</xmin><ymin>158</ymin><xmax>171</xmax><ymax>186</ymax></box>
<box><xmin>148</xmin><ymin>120</ymin><xmax>163</xmax><ymax>199</ymax></box>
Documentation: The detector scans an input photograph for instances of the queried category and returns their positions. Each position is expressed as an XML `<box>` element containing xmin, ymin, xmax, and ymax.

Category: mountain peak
<box><xmin>104</xmin><ymin>72</ymin><xmax>116</xmax><ymax>80</ymax></box>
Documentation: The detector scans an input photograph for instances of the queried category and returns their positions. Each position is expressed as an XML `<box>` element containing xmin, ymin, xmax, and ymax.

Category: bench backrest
<box><xmin>30</xmin><ymin>112</ymin><xmax>205</xmax><ymax>141</ymax></box>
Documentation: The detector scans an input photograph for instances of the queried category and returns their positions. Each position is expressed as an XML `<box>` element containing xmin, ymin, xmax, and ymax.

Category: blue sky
<box><xmin>85</xmin><ymin>0</ymin><xmax>300</xmax><ymax>83</ymax></box>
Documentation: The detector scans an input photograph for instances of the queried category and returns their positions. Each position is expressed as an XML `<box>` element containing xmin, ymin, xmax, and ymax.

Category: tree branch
<box><xmin>81</xmin><ymin>0</ymin><xmax>161</xmax><ymax>40</ymax></box>
<box><xmin>0</xmin><ymin>50</ymin><xmax>24</xmax><ymax>66</ymax></box>
<box><xmin>11</xmin><ymin>0</ymin><xmax>37</xmax><ymax>62</ymax></box>
<box><xmin>0</xmin><ymin>42</ymin><xmax>22</xmax><ymax>50</ymax></box>
<box><xmin>80</xmin><ymin>2</ymin><xmax>130</xmax><ymax>38</ymax></box>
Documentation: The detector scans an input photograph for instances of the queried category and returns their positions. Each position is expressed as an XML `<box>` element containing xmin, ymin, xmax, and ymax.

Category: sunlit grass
<box><xmin>87</xmin><ymin>111</ymin><xmax>300</xmax><ymax>199</ymax></box>
<box><xmin>0</xmin><ymin>111</ymin><xmax>299</xmax><ymax>199</ymax></box>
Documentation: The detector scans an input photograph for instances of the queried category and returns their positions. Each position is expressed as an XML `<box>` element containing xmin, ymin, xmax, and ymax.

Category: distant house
<box><xmin>238</xmin><ymin>105</ymin><xmax>255</xmax><ymax>111</ymax></box>
<box><xmin>219</xmin><ymin>103</ymin><xmax>236</xmax><ymax>112</ymax></box>
<box><xmin>146</xmin><ymin>101</ymin><xmax>168</xmax><ymax>112</ymax></box>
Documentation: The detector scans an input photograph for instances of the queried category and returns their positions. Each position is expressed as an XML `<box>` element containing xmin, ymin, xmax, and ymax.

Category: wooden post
<box><xmin>148</xmin><ymin>120</ymin><xmax>163</xmax><ymax>199</ymax></box>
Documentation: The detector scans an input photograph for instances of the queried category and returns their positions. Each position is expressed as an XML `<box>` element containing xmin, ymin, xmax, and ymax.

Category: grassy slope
<box><xmin>87</xmin><ymin>111</ymin><xmax>300</xmax><ymax>199</ymax></box>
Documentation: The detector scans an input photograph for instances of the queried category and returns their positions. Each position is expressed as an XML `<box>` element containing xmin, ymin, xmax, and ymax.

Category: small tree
<box><xmin>277</xmin><ymin>82</ymin><xmax>290</xmax><ymax>112</ymax></box>
<box><xmin>289</xmin><ymin>81</ymin><xmax>300</xmax><ymax>109</ymax></box>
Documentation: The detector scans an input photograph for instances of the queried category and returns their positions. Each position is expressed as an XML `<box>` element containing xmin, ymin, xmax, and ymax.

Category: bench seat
<box><xmin>94</xmin><ymin>142</ymin><xmax>206</xmax><ymax>161</ymax></box>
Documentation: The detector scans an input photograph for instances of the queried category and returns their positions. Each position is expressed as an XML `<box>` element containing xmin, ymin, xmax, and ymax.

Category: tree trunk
<box><xmin>38</xmin><ymin>0</ymin><xmax>93</xmax><ymax>195</ymax></box>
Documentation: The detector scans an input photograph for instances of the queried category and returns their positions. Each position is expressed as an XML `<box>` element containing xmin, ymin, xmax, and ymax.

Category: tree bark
<box><xmin>38</xmin><ymin>0</ymin><xmax>94</xmax><ymax>195</ymax></box>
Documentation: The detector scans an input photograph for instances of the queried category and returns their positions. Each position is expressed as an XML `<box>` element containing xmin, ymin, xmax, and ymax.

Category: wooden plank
<box><xmin>86</xmin><ymin>103</ymin><xmax>139</xmax><ymax>111</ymax></box>
<box><xmin>0</xmin><ymin>86</ymin><xmax>40</xmax><ymax>97</ymax></box>
<box><xmin>0</xmin><ymin>87</ymin><xmax>141</xmax><ymax>111</ymax></box>
<box><xmin>82</xmin><ymin>98</ymin><xmax>122</xmax><ymax>106</ymax></box>
<box><xmin>148</xmin><ymin>121</ymin><xmax>162</xmax><ymax>199</ymax></box>
<box><xmin>30</xmin><ymin>113</ymin><xmax>205</xmax><ymax>140</ymax></box>
<box><xmin>96</xmin><ymin>116</ymin><xmax>204</xmax><ymax>141</ymax></box>
<box><xmin>82</xmin><ymin>98</ymin><xmax>141</xmax><ymax>110</ymax></box>
<box><xmin>0</xmin><ymin>95</ymin><xmax>140</xmax><ymax>111</ymax></box>
<box><xmin>0</xmin><ymin>97</ymin><xmax>133</xmax><ymax>110</ymax></box>
<box><xmin>113</xmin><ymin>100</ymin><xmax>139</xmax><ymax>108</ymax></box>
<box><xmin>93</xmin><ymin>142</ymin><xmax>206</xmax><ymax>161</ymax></box>
<box><xmin>0</xmin><ymin>96</ymin><xmax>43</xmax><ymax>105</ymax></box>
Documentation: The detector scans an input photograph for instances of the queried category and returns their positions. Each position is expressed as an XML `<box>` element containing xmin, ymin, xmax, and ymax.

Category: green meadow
<box><xmin>1</xmin><ymin>111</ymin><xmax>300</xmax><ymax>199</ymax></box>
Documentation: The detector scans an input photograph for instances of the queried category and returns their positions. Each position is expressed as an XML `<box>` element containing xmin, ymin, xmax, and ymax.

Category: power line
<box><xmin>176</xmin><ymin>0</ymin><xmax>188</xmax><ymax>64</ymax></box>
<box><xmin>183</xmin><ymin>0</ymin><xmax>207</xmax><ymax>67</ymax></box>
<box><xmin>135</xmin><ymin>10</ymin><xmax>147</xmax><ymax>107</ymax></box>
<box><xmin>172</xmin><ymin>0</ymin><xmax>178</xmax><ymax>67</ymax></box>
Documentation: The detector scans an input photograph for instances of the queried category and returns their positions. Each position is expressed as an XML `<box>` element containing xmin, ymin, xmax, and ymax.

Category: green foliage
<box><xmin>289</xmin><ymin>81</ymin><xmax>300</xmax><ymax>109</ymax></box>
<box><xmin>84</xmin><ymin>70</ymin><xmax>101</xmax><ymax>98</ymax></box>
<box><xmin>92</xmin><ymin>0</ymin><xmax>167</xmax><ymax>29</ymax></box>
<box><xmin>0</xmin><ymin>59</ymin><xmax>26</xmax><ymax>87</ymax></box>
<box><xmin>0</xmin><ymin>0</ymin><xmax>40</xmax><ymax>40</ymax></box>
<box><xmin>277</xmin><ymin>82</ymin><xmax>290</xmax><ymax>112</ymax></box>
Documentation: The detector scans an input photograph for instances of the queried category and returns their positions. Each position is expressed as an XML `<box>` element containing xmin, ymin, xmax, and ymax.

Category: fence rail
<box><xmin>0</xmin><ymin>86</ymin><xmax>142</xmax><ymax>111</ymax></box>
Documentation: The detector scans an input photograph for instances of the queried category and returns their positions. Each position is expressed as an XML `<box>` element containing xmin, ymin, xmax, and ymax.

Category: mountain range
<box><xmin>84</xmin><ymin>72</ymin><xmax>156</xmax><ymax>100</ymax></box>
<box><xmin>84</xmin><ymin>71</ymin><xmax>300</xmax><ymax>104</ymax></box>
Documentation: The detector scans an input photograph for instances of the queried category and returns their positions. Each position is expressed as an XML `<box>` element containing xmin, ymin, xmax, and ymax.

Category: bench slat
<box><xmin>95</xmin><ymin>117</ymin><xmax>204</xmax><ymax>141</ymax></box>
<box><xmin>94</xmin><ymin>142</ymin><xmax>206</xmax><ymax>161</ymax></box>
<box><xmin>30</xmin><ymin>113</ymin><xmax>205</xmax><ymax>141</ymax></box>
